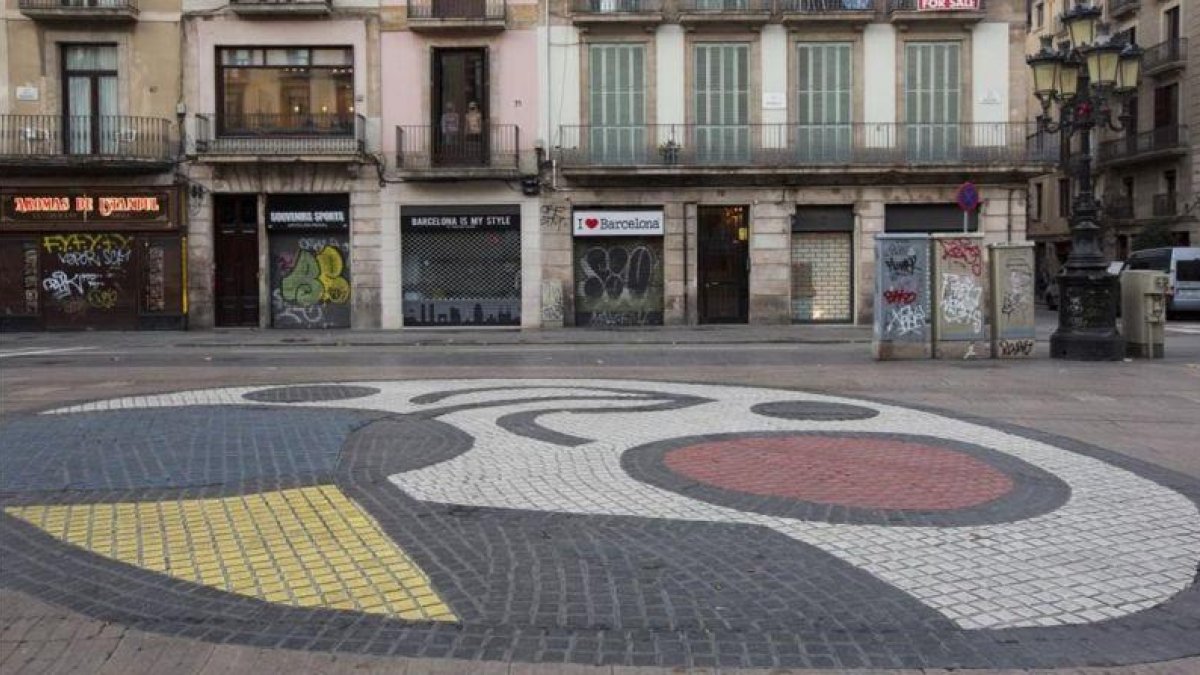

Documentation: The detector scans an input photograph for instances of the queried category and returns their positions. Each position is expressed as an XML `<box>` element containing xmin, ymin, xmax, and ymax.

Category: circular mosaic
<box><xmin>2</xmin><ymin>379</ymin><xmax>1198</xmax><ymax>670</ymax></box>
<box><xmin>662</xmin><ymin>434</ymin><xmax>1013</xmax><ymax>511</ymax></box>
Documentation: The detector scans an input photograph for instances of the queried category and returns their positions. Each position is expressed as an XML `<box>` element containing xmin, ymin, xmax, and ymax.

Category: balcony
<box><xmin>18</xmin><ymin>0</ymin><xmax>137</xmax><ymax>21</ymax></box>
<box><xmin>406</xmin><ymin>0</ymin><xmax>506</xmax><ymax>31</ymax></box>
<box><xmin>570</xmin><ymin>0</ymin><xmax>664</xmax><ymax>27</ymax></box>
<box><xmin>1103</xmin><ymin>194</ymin><xmax>1134</xmax><ymax>220</ymax></box>
<box><xmin>394</xmin><ymin>124</ymin><xmax>521</xmax><ymax>180</ymax></box>
<box><xmin>229</xmin><ymin>0</ymin><xmax>331</xmax><ymax>16</ymax></box>
<box><xmin>1097</xmin><ymin>126</ymin><xmax>1188</xmax><ymax>167</ymax></box>
<box><xmin>1143</xmin><ymin>38</ymin><xmax>1187</xmax><ymax>77</ymax></box>
<box><xmin>1152</xmin><ymin>193</ymin><xmax>1178</xmax><ymax>218</ymax></box>
<box><xmin>887</xmin><ymin>0</ymin><xmax>985</xmax><ymax>24</ymax></box>
<box><xmin>0</xmin><ymin>115</ymin><xmax>173</xmax><ymax>175</ymax></box>
<box><xmin>780</xmin><ymin>0</ymin><xmax>876</xmax><ymax>25</ymax></box>
<box><xmin>678</xmin><ymin>0</ymin><xmax>771</xmax><ymax>28</ymax></box>
<box><xmin>556</xmin><ymin>122</ymin><xmax>1054</xmax><ymax>184</ymax></box>
<box><xmin>1107</xmin><ymin>0</ymin><xmax>1138</xmax><ymax>20</ymax></box>
<box><xmin>194</xmin><ymin>114</ymin><xmax>365</xmax><ymax>161</ymax></box>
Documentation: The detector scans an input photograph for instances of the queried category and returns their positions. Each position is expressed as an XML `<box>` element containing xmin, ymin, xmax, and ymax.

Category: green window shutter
<box><xmin>796</xmin><ymin>42</ymin><xmax>851</xmax><ymax>162</ymax></box>
<box><xmin>588</xmin><ymin>44</ymin><xmax>645</xmax><ymax>163</ymax></box>
<box><xmin>904</xmin><ymin>42</ymin><xmax>961</xmax><ymax>161</ymax></box>
<box><xmin>693</xmin><ymin>43</ymin><xmax>749</xmax><ymax>163</ymax></box>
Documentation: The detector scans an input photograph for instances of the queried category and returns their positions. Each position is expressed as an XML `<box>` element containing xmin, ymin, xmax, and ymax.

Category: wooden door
<box><xmin>698</xmin><ymin>205</ymin><xmax>749</xmax><ymax>324</ymax></box>
<box><xmin>214</xmin><ymin>195</ymin><xmax>259</xmax><ymax>327</ymax></box>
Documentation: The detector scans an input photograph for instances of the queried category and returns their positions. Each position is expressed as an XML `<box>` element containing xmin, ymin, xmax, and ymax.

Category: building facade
<box><xmin>542</xmin><ymin>0</ymin><xmax>1048</xmax><ymax>328</ymax></box>
<box><xmin>4</xmin><ymin>0</ymin><xmax>1061</xmax><ymax>331</ymax></box>
<box><xmin>1</xmin><ymin>0</ymin><xmax>186</xmax><ymax>330</ymax></box>
<box><xmin>179</xmin><ymin>0</ymin><xmax>383</xmax><ymax>330</ymax></box>
<box><xmin>1026</xmin><ymin>0</ymin><xmax>1195</xmax><ymax>294</ymax></box>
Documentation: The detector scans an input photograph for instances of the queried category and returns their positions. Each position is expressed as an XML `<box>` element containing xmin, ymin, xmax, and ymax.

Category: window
<box><xmin>588</xmin><ymin>44</ymin><xmax>645</xmax><ymax>163</ymax></box>
<box><xmin>693</xmin><ymin>43</ymin><xmax>749</xmax><ymax>163</ymax></box>
<box><xmin>796</xmin><ymin>42</ymin><xmax>851</xmax><ymax>162</ymax></box>
<box><xmin>1032</xmin><ymin>183</ymin><xmax>1044</xmax><ymax>221</ymax></box>
<box><xmin>1034</xmin><ymin>3</ymin><xmax>1043</xmax><ymax>29</ymax></box>
<box><xmin>1058</xmin><ymin>177</ymin><xmax>1070</xmax><ymax>218</ymax></box>
<box><xmin>432</xmin><ymin>48</ymin><xmax>489</xmax><ymax>166</ymax></box>
<box><xmin>1165</xmin><ymin>6</ymin><xmax>1180</xmax><ymax>42</ymax></box>
<box><xmin>218</xmin><ymin>47</ymin><xmax>354</xmax><ymax>136</ymax></box>
<box><xmin>1164</xmin><ymin>170</ymin><xmax>1177</xmax><ymax>196</ymax></box>
<box><xmin>904</xmin><ymin>42</ymin><xmax>960</xmax><ymax>161</ymax></box>
<box><xmin>63</xmin><ymin>45</ymin><xmax>118</xmax><ymax>155</ymax></box>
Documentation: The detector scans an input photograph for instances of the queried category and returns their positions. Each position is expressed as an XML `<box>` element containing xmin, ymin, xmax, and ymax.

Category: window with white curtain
<box><xmin>62</xmin><ymin>45</ymin><xmax>118</xmax><ymax>155</ymax></box>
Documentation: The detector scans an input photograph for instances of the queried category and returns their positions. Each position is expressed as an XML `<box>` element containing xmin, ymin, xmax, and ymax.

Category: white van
<box><xmin>1124</xmin><ymin>247</ymin><xmax>1200</xmax><ymax>316</ymax></box>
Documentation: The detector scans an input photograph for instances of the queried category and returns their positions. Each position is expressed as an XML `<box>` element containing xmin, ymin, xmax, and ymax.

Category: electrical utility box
<box><xmin>1121</xmin><ymin>270</ymin><xmax>1168</xmax><ymax>359</ymax></box>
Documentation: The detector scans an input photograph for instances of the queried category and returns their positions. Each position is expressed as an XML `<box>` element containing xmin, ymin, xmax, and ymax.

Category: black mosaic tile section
<box><xmin>0</xmin><ymin>407</ymin><xmax>371</xmax><ymax>492</ymax></box>
<box><xmin>243</xmin><ymin>385</ymin><xmax>382</xmax><ymax>403</ymax></box>
<box><xmin>751</xmin><ymin>400</ymin><xmax>880</xmax><ymax>422</ymax></box>
<box><xmin>621</xmin><ymin>431</ymin><xmax>1072</xmax><ymax>527</ymax></box>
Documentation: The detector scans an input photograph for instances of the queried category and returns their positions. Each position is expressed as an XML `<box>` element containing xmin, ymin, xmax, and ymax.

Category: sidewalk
<box><xmin>0</xmin><ymin>312</ymin><xmax>1068</xmax><ymax>349</ymax></box>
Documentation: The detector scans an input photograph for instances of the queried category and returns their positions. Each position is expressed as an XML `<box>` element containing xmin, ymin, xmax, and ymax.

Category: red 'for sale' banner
<box><xmin>918</xmin><ymin>0</ymin><xmax>980</xmax><ymax>9</ymax></box>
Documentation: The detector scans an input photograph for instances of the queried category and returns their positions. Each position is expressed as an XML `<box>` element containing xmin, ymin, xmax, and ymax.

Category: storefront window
<box><xmin>218</xmin><ymin>47</ymin><xmax>354</xmax><ymax>136</ymax></box>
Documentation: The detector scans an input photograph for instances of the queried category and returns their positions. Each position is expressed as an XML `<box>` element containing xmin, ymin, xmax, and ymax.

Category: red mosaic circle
<box><xmin>663</xmin><ymin>435</ymin><xmax>1014</xmax><ymax>511</ymax></box>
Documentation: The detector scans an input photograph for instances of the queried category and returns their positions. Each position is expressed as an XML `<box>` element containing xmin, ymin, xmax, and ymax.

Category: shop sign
<box><xmin>401</xmin><ymin>205</ymin><xmax>520</xmax><ymax>232</ymax></box>
<box><xmin>2</xmin><ymin>191</ymin><xmax>170</xmax><ymax>224</ymax></box>
<box><xmin>917</xmin><ymin>0</ymin><xmax>980</xmax><ymax>9</ymax></box>
<box><xmin>573</xmin><ymin>210</ymin><xmax>664</xmax><ymax>237</ymax></box>
<box><xmin>265</xmin><ymin>194</ymin><xmax>350</xmax><ymax>232</ymax></box>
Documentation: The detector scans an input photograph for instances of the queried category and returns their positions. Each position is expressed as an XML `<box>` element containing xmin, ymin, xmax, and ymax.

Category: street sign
<box><xmin>956</xmin><ymin>182</ymin><xmax>980</xmax><ymax>233</ymax></box>
<box><xmin>956</xmin><ymin>181</ymin><xmax>980</xmax><ymax>212</ymax></box>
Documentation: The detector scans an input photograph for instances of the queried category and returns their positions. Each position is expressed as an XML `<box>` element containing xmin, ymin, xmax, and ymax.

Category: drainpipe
<box><xmin>683</xmin><ymin>203</ymin><xmax>693</xmax><ymax>325</ymax></box>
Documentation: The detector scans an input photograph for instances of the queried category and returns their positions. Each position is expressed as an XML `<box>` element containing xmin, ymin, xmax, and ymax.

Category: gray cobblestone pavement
<box><xmin>2</xmin><ymin>321</ymin><xmax>1200</xmax><ymax>674</ymax></box>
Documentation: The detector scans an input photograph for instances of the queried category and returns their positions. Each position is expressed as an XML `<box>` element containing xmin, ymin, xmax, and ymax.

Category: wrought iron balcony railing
<box><xmin>571</xmin><ymin>0</ymin><xmax>662</xmax><ymax>14</ymax></box>
<box><xmin>407</xmin><ymin>0</ymin><xmax>505</xmax><ymax>21</ymax></box>
<box><xmin>1102</xmin><ymin>194</ymin><xmax>1134</xmax><ymax>220</ymax></box>
<box><xmin>18</xmin><ymin>0</ymin><xmax>137</xmax><ymax>19</ymax></box>
<box><xmin>1143</xmin><ymin>38</ymin><xmax>1187</xmax><ymax>74</ymax></box>
<box><xmin>195</xmin><ymin>114</ymin><xmax>365</xmax><ymax>156</ymax></box>
<box><xmin>780</xmin><ymin>0</ymin><xmax>875</xmax><ymax>12</ymax></box>
<box><xmin>394</xmin><ymin>123</ymin><xmax>520</xmax><ymax>172</ymax></box>
<box><xmin>1107</xmin><ymin>0</ymin><xmax>1138</xmax><ymax>18</ymax></box>
<box><xmin>557</xmin><ymin>122</ymin><xmax>1054</xmax><ymax>169</ymax></box>
<box><xmin>0</xmin><ymin>115</ymin><xmax>172</xmax><ymax>162</ymax></box>
<box><xmin>229</xmin><ymin>0</ymin><xmax>332</xmax><ymax>15</ymax></box>
<box><xmin>679</xmin><ymin>0</ymin><xmax>771</xmax><ymax>13</ymax></box>
<box><xmin>888</xmin><ymin>0</ymin><xmax>985</xmax><ymax>13</ymax></box>
<box><xmin>1152</xmin><ymin>193</ymin><xmax>1178</xmax><ymax>218</ymax></box>
<box><xmin>1098</xmin><ymin>125</ymin><xmax>1188</xmax><ymax>165</ymax></box>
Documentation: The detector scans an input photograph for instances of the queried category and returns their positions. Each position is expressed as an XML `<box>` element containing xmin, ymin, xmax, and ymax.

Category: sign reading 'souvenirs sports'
<box><xmin>1</xmin><ymin>190</ymin><xmax>171</xmax><ymax>224</ymax></box>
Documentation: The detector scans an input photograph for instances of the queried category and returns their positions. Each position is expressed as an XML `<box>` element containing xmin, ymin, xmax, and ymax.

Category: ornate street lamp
<box><xmin>1027</xmin><ymin>1</ymin><xmax>1142</xmax><ymax>360</ymax></box>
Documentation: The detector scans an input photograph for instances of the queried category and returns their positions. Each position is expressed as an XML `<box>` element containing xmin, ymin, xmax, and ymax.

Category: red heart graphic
<box><xmin>585</xmin><ymin>218</ymin><xmax>599</xmax><ymax>229</ymax></box>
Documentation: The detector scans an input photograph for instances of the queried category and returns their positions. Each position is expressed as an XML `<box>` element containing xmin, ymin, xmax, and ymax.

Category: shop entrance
<box><xmin>698</xmin><ymin>205</ymin><xmax>749</xmax><ymax>323</ymax></box>
<box><xmin>214</xmin><ymin>194</ymin><xmax>259</xmax><ymax>327</ymax></box>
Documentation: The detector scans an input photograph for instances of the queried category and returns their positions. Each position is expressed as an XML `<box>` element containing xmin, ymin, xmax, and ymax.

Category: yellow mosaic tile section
<box><xmin>4</xmin><ymin>486</ymin><xmax>456</xmax><ymax>622</ymax></box>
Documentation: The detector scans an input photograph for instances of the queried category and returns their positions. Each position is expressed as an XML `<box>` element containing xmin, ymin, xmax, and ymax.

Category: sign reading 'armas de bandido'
<box><xmin>1</xmin><ymin>190</ymin><xmax>171</xmax><ymax>224</ymax></box>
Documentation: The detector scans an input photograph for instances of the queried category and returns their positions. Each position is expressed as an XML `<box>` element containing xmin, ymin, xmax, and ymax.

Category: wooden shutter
<box><xmin>589</xmin><ymin>44</ymin><xmax>645</xmax><ymax>163</ymax></box>
<box><xmin>693</xmin><ymin>43</ymin><xmax>749</xmax><ymax>162</ymax></box>
<box><xmin>904</xmin><ymin>42</ymin><xmax>960</xmax><ymax>161</ymax></box>
<box><xmin>796</xmin><ymin>42</ymin><xmax>851</xmax><ymax>161</ymax></box>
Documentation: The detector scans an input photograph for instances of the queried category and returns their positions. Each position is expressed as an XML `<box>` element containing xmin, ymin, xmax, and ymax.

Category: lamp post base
<box><xmin>1049</xmin><ymin>272</ymin><xmax>1124</xmax><ymax>361</ymax></box>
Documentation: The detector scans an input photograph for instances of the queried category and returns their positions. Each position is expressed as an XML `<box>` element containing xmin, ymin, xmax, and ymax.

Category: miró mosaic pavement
<box><xmin>2</xmin><ymin>380</ymin><xmax>1199</xmax><ymax>669</ymax></box>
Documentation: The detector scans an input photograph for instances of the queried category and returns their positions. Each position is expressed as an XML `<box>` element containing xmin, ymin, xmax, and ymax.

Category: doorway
<box><xmin>214</xmin><ymin>195</ymin><xmax>260</xmax><ymax>327</ymax></box>
<box><xmin>698</xmin><ymin>205</ymin><xmax>749</xmax><ymax>324</ymax></box>
<box><xmin>432</xmin><ymin>48</ymin><xmax>489</xmax><ymax>166</ymax></box>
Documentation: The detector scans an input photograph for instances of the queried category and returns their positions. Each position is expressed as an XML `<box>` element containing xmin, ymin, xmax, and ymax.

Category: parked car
<box><xmin>1043</xmin><ymin>261</ymin><xmax>1126</xmax><ymax>311</ymax></box>
<box><xmin>1124</xmin><ymin>247</ymin><xmax>1200</xmax><ymax>317</ymax></box>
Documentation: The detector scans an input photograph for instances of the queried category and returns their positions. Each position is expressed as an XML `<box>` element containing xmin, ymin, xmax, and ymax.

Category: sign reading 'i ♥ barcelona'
<box><xmin>572</xmin><ymin>210</ymin><xmax>665</xmax><ymax>237</ymax></box>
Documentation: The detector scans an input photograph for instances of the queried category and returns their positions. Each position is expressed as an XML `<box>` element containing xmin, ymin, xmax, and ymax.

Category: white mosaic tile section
<box><xmin>46</xmin><ymin>379</ymin><xmax>1200</xmax><ymax>631</ymax></box>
